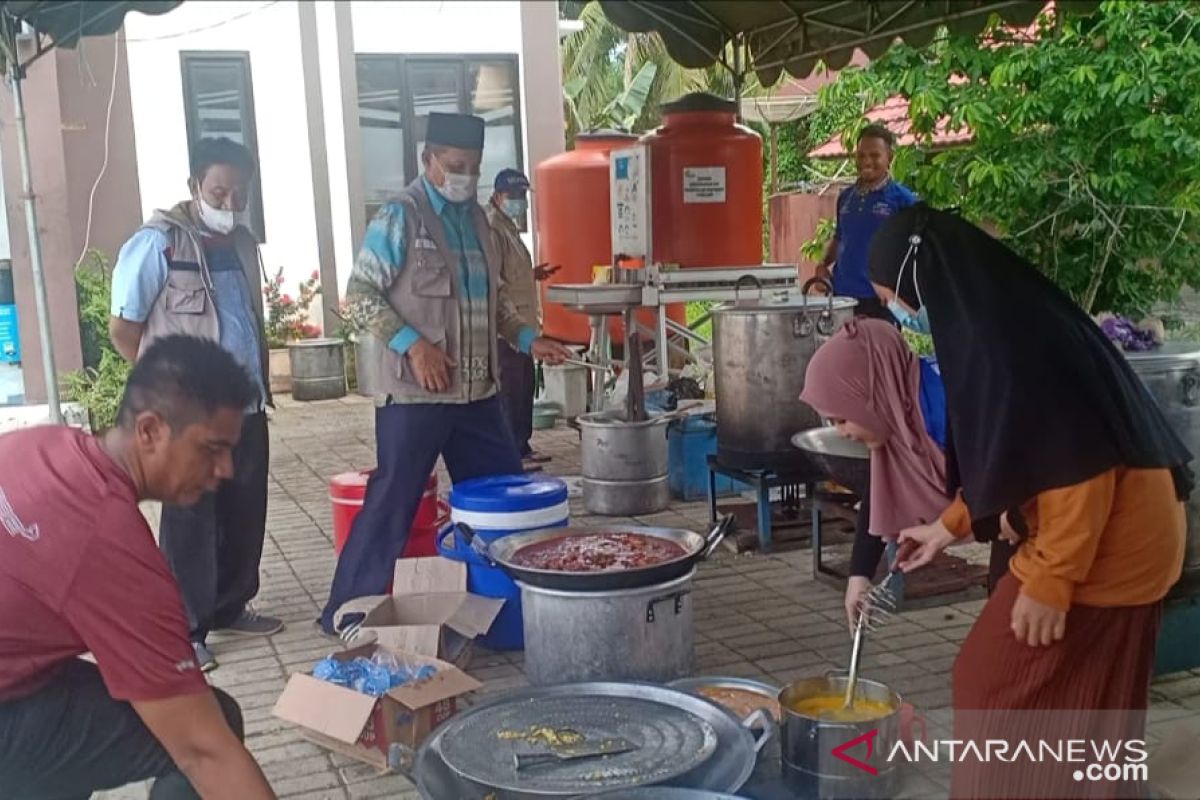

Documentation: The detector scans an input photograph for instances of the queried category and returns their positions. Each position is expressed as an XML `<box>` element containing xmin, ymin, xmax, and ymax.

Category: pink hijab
<box><xmin>800</xmin><ymin>319</ymin><xmax>948</xmax><ymax>539</ymax></box>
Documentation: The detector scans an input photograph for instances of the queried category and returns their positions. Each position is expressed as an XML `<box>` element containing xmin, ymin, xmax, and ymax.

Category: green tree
<box><xmin>811</xmin><ymin>0</ymin><xmax>1200</xmax><ymax>315</ymax></box>
<box><xmin>65</xmin><ymin>251</ymin><xmax>131</xmax><ymax>431</ymax></box>
<box><xmin>559</xmin><ymin>1</ymin><xmax>749</xmax><ymax>144</ymax></box>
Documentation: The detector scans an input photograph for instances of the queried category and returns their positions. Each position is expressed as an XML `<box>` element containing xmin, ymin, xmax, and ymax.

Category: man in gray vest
<box><xmin>319</xmin><ymin>113</ymin><xmax>571</xmax><ymax>635</ymax></box>
<box><xmin>109</xmin><ymin>137</ymin><xmax>281</xmax><ymax>673</ymax></box>
<box><xmin>486</xmin><ymin>168</ymin><xmax>560</xmax><ymax>469</ymax></box>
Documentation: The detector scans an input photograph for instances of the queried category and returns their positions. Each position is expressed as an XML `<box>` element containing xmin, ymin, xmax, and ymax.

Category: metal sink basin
<box><xmin>546</xmin><ymin>283</ymin><xmax>644</xmax><ymax>313</ymax></box>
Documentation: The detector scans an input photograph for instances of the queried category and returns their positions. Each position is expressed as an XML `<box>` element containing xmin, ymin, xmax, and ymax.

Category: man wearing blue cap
<box><xmin>321</xmin><ymin>113</ymin><xmax>571</xmax><ymax>636</ymax></box>
<box><xmin>487</xmin><ymin>168</ymin><xmax>560</xmax><ymax>468</ymax></box>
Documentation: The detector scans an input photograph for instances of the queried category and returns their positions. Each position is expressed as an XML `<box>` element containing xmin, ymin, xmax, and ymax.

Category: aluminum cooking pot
<box><xmin>777</xmin><ymin>674</ymin><xmax>925</xmax><ymax>799</ymax></box>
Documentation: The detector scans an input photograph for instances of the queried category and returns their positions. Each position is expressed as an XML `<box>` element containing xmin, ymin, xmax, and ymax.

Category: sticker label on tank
<box><xmin>683</xmin><ymin>167</ymin><xmax>727</xmax><ymax>203</ymax></box>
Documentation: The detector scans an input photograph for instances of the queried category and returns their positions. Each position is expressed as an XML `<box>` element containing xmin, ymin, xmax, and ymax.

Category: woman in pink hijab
<box><xmin>800</xmin><ymin>318</ymin><xmax>951</xmax><ymax>630</ymax></box>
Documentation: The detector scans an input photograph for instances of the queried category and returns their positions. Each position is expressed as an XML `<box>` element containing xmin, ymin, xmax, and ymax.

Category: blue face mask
<box><xmin>503</xmin><ymin>197</ymin><xmax>528</xmax><ymax>219</ymax></box>
<box><xmin>888</xmin><ymin>300</ymin><xmax>932</xmax><ymax>335</ymax></box>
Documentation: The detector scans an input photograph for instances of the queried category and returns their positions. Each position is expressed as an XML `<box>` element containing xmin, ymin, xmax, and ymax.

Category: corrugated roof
<box><xmin>809</xmin><ymin>87</ymin><xmax>973</xmax><ymax>158</ymax></box>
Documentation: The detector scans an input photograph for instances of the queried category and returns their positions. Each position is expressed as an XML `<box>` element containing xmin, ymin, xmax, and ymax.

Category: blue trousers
<box><xmin>320</xmin><ymin>396</ymin><xmax>521</xmax><ymax>633</ymax></box>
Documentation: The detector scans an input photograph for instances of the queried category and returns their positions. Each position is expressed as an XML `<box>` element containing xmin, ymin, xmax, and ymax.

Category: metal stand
<box><xmin>705</xmin><ymin>455</ymin><xmax>816</xmax><ymax>553</ymax></box>
<box><xmin>548</xmin><ymin>264</ymin><xmax>799</xmax><ymax>412</ymax></box>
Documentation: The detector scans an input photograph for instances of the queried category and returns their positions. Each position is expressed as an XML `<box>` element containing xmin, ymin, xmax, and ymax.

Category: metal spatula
<box><xmin>513</xmin><ymin>737</ymin><xmax>638</xmax><ymax>770</ymax></box>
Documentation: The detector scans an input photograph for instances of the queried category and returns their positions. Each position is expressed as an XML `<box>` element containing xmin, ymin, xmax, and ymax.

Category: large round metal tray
<box><xmin>578</xmin><ymin>789</ymin><xmax>749</xmax><ymax>799</ymax></box>
<box><xmin>437</xmin><ymin>694</ymin><xmax>718</xmax><ymax>794</ymax></box>
<box><xmin>408</xmin><ymin>683</ymin><xmax>771</xmax><ymax>799</ymax></box>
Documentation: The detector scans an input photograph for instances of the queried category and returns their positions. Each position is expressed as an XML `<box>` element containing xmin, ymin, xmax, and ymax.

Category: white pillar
<box><xmin>298</xmin><ymin>1</ymin><xmax>340</xmax><ymax>332</ymax></box>
<box><xmin>336</xmin><ymin>1</ymin><xmax>366</xmax><ymax>260</ymax></box>
<box><xmin>518</xmin><ymin>0</ymin><xmax>567</xmax><ymax>260</ymax></box>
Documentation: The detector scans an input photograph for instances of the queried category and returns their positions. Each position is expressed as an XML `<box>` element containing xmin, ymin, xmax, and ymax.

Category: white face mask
<box><xmin>198</xmin><ymin>197</ymin><xmax>239</xmax><ymax>235</ymax></box>
<box><xmin>433</xmin><ymin>158</ymin><xmax>479</xmax><ymax>204</ymax></box>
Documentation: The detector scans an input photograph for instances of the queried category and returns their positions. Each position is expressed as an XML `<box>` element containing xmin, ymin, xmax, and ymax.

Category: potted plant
<box><xmin>330</xmin><ymin>298</ymin><xmax>377</xmax><ymax>398</ymax></box>
<box><xmin>263</xmin><ymin>268</ymin><xmax>321</xmax><ymax>394</ymax></box>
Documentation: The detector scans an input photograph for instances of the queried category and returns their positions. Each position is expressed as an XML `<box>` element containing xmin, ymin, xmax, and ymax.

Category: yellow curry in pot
<box><xmin>786</xmin><ymin>694</ymin><xmax>894</xmax><ymax>723</ymax></box>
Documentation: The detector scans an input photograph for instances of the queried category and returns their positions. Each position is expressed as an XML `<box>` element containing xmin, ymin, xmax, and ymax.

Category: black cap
<box><xmin>426</xmin><ymin>112</ymin><xmax>485</xmax><ymax>151</ymax></box>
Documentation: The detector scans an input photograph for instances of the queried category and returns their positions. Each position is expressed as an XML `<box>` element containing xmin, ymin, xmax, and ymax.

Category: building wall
<box><xmin>123</xmin><ymin>0</ymin><xmax>560</xmax><ymax>312</ymax></box>
<box><xmin>768</xmin><ymin>190</ymin><xmax>842</xmax><ymax>282</ymax></box>
<box><xmin>0</xmin><ymin>34</ymin><xmax>143</xmax><ymax>403</ymax></box>
<box><xmin>350</xmin><ymin>1</ymin><xmax>523</xmax><ymax>54</ymax></box>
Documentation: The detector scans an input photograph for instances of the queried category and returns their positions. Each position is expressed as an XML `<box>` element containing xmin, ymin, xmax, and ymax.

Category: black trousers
<box><xmin>160</xmin><ymin>411</ymin><xmax>270</xmax><ymax>643</ymax></box>
<box><xmin>0</xmin><ymin>660</ymin><xmax>243</xmax><ymax>800</ymax></box>
<box><xmin>320</xmin><ymin>396</ymin><xmax>522</xmax><ymax>633</ymax></box>
<box><xmin>498</xmin><ymin>339</ymin><xmax>535</xmax><ymax>458</ymax></box>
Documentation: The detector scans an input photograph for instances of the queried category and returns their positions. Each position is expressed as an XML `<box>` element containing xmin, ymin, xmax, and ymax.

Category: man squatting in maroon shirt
<box><xmin>0</xmin><ymin>335</ymin><xmax>275</xmax><ymax>798</ymax></box>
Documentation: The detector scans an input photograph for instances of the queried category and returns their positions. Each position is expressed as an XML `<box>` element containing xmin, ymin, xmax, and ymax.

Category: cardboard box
<box><xmin>334</xmin><ymin>557</ymin><xmax>505</xmax><ymax>665</ymax></box>
<box><xmin>272</xmin><ymin>643</ymin><xmax>480</xmax><ymax>769</ymax></box>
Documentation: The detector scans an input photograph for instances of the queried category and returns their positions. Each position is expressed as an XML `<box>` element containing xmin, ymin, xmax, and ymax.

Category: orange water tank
<box><xmin>641</xmin><ymin>94</ymin><xmax>764</xmax><ymax>268</ymax></box>
<box><xmin>534</xmin><ymin>132</ymin><xmax>686</xmax><ymax>345</ymax></box>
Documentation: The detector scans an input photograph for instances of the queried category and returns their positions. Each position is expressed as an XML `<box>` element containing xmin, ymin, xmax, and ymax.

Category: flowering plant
<box><xmin>330</xmin><ymin>297</ymin><xmax>373</xmax><ymax>343</ymax></box>
<box><xmin>263</xmin><ymin>268</ymin><xmax>322</xmax><ymax>348</ymax></box>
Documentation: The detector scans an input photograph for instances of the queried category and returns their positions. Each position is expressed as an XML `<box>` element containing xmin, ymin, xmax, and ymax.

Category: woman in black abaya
<box><xmin>870</xmin><ymin>204</ymin><xmax>1190</xmax><ymax>799</ymax></box>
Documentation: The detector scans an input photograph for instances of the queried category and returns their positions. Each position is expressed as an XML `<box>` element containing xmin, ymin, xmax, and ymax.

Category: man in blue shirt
<box><xmin>816</xmin><ymin>124</ymin><xmax>918</xmax><ymax>319</ymax></box>
<box><xmin>109</xmin><ymin>138</ymin><xmax>281</xmax><ymax>673</ymax></box>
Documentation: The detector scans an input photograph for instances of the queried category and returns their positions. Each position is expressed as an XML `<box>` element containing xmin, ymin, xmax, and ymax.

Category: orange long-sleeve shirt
<box><xmin>940</xmin><ymin>468</ymin><xmax>1185</xmax><ymax>610</ymax></box>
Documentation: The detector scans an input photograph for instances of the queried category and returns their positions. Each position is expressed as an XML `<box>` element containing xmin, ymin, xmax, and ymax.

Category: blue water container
<box><xmin>439</xmin><ymin>475</ymin><xmax>569</xmax><ymax>650</ymax></box>
<box><xmin>668</xmin><ymin>415</ymin><xmax>749</xmax><ymax>501</ymax></box>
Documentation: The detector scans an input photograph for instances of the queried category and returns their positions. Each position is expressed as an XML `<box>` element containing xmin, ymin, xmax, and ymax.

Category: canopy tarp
<box><xmin>598</xmin><ymin>0</ymin><xmax>1100</xmax><ymax>86</ymax></box>
<box><xmin>0</xmin><ymin>1</ymin><xmax>180</xmax><ymax>71</ymax></box>
<box><xmin>0</xmin><ymin>0</ymin><xmax>181</xmax><ymax>423</ymax></box>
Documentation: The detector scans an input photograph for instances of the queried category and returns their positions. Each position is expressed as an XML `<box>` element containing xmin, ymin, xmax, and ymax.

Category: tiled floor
<box><xmin>95</xmin><ymin>394</ymin><xmax>1200</xmax><ymax>799</ymax></box>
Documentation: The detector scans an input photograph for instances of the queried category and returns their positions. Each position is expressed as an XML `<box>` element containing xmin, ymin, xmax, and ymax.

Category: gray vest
<box><xmin>137</xmin><ymin>203</ymin><xmax>272</xmax><ymax>405</ymax></box>
<box><xmin>365</xmin><ymin>179</ymin><xmax>505</xmax><ymax>404</ymax></box>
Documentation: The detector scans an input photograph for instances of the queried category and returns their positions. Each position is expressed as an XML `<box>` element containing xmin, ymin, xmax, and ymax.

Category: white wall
<box><xmin>351</xmin><ymin>1</ymin><xmax>522</xmax><ymax>54</ymax></box>
<box><xmin>124</xmin><ymin>0</ymin><xmax>557</xmax><ymax>306</ymax></box>
<box><xmin>519</xmin><ymin>1</ymin><xmax>567</xmax><ymax>262</ymax></box>
<box><xmin>124</xmin><ymin>2</ymin><xmax>319</xmax><ymax>313</ymax></box>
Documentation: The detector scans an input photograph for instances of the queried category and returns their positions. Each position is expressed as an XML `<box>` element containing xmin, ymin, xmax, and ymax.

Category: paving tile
<box><xmin>254</xmin><ymin>740</ymin><xmax>330</xmax><ymax>767</ymax></box>
<box><xmin>84</xmin><ymin>397</ymin><xmax>1200</xmax><ymax>800</ymax></box>
<box><xmin>346</xmin><ymin>774</ymin><xmax>421</xmax><ymax>798</ymax></box>
<box><xmin>272</xmin><ymin>769</ymin><xmax>343</xmax><ymax>797</ymax></box>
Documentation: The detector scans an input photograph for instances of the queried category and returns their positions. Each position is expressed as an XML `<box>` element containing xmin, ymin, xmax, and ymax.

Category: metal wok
<box><xmin>791</xmin><ymin>427</ymin><xmax>870</xmax><ymax>496</ymax></box>
<box><xmin>459</xmin><ymin>516</ymin><xmax>734</xmax><ymax>591</ymax></box>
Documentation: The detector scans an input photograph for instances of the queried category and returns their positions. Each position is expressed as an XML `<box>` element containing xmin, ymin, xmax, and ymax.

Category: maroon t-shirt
<box><xmin>0</xmin><ymin>426</ymin><xmax>207</xmax><ymax>702</ymax></box>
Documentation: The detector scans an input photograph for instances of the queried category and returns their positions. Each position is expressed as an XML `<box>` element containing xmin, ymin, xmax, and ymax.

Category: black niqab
<box><xmin>868</xmin><ymin>204</ymin><xmax>1192</xmax><ymax>531</ymax></box>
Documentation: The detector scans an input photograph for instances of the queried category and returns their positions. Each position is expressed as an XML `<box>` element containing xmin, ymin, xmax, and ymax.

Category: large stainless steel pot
<box><xmin>778</xmin><ymin>675</ymin><xmax>908</xmax><ymax>800</ymax></box>
<box><xmin>579</xmin><ymin>410</ymin><xmax>671</xmax><ymax>515</ymax></box>
<box><xmin>1126</xmin><ymin>342</ymin><xmax>1200</xmax><ymax>579</ymax></box>
<box><xmin>713</xmin><ymin>283</ymin><xmax>857</xmax><ymax>469</ymax></box>
<box><xmin>519</xmin><ymin>570</ymin><xmax>695</xmax><ymax>685</ymax></box>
